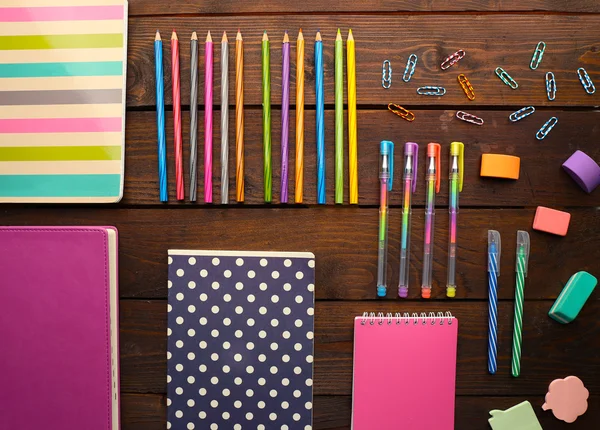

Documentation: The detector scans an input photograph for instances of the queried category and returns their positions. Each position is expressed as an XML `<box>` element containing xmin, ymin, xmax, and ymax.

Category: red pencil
<box><xmin>171</xmin><ymin>30</ymin><xmax>184</xmax><ymax>200</ymax></box>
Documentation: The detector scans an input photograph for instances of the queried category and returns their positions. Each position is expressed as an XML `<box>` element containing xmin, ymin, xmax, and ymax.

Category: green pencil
<box><xmin>334</xmin><ymin>29</ymin><xmax>344</xmax><ymax>204</ymax></box>
<box><xmin>262</xmin><ymin>31</ymin><xmax>272</xmax><ymax>203</ymax></box>
<box><xmin>511</xmin><ymin>230</ymin><xmax>530</xmax><ymax>377</ymax></box>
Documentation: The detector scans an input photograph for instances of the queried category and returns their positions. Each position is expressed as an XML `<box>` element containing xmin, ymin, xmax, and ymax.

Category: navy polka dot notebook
<box><xmin>167</xmin><ymin>250</ymin><xmax>316</xmax><ymax>430</ymax></box>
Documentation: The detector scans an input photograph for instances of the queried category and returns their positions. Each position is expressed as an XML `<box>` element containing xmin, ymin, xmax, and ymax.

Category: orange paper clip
<box><xmin>387</xmin><ymin>103</ymin><xmax>415</xmax><ymax>122</ymax></box>
<box><xmin>458</xmin><ymin>74</ymin><xmax>475</xmax><ymax>100</ymax></box>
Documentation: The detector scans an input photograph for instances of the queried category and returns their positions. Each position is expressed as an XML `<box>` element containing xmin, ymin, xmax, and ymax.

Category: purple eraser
<box><xmin>562</xmin><ymin>150</ymin><xmax>600</xmax><ymax>193</ymax></box>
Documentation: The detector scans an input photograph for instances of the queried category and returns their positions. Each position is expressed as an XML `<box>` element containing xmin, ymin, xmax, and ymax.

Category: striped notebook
<box><xmin>0</xmin><ymin>0</ymin><xmax>128</xmax><ymax>203</ymax></box>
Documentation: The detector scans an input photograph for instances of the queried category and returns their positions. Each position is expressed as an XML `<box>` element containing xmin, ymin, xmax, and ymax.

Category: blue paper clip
<box><xmin>382</xmin><ymin>60</ymin><xmax>392</xmax><ymax>89</ymax></box>
<box><xmin>536</xmin><ymin>117</ymin><xmax>558</xmax><ymax>140</ymax></box>
<box><xmin>509</xmin><ymin>106</ymin><xmax>535</xmax><ymax>122</ymax></box>
<box><xmin>530</xmin><ymin>41</ymin><xmax>546</xmax><ymax>70</ymax></box>
<box><xmin>403</xmin><ymin>54</ymin><xmax>418</xmax><ymax>82</ymax></box>
<box><xmin>417</xmin><ymin>86</ymin><xmax>446</xmax><ymax>96</ymax></box>
<box><xmin>577</xmin><ymin>68</ymin><xmax>596</xmax><ymax>95</ymax></box>
<box><xmin>546</xmin><ymin>72</ymin><xmax>556</xmax><ymax>101</ymax></box>
<box><xmin>495</xmin><ymin>67</ymin><xmax>518</xmax><ymax>89</ymax></box>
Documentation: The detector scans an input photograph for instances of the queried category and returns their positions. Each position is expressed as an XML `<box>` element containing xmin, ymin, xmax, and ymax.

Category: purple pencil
<box><xmin>204</xmin><ymin>31</ymin><xmax>213</xmax><ymax>203</ymax></box>
<box><xmin>280</xmin><ymin>31</ymin><xmax>290</xmax><ymax>203</ymax></box>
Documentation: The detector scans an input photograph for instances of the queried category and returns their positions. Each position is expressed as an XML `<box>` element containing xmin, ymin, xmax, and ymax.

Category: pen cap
<box><xmin>380</xmin><ymin>140</ymin><xmax>394</xmax><ymax>191</ymax></box>
<box><xmin>428</xmin><ymin>143</ymin><xmax>442</xmax><ymax>193</ymax></box>
<box><xmin>487</xmin><ymin>230</ymin><xmax>501</xmax><ymax>273</ymax></box>
<box><xmin>516</xmin><ymin>230</ymin><xmax>530</xmax><ymax>276</ymax></box>
<box><xmin>404</xmin><ymin>142</ymin><xmax>419</xmax><ymax>192</ymax></box>
<box><xmin>450</xmin><ymin>141</ymin><xmax>465</xmax><ymax>192</ymax></box>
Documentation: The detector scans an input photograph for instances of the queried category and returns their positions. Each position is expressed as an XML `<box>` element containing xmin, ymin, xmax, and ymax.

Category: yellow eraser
<box><xmin>480</xmin><ymin>154</ymin><xmax>520</xmax><ymax>179</ymax></box>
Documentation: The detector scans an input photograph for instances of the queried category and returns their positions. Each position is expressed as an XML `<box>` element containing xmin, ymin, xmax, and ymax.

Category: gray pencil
<box><xmin>190</xmin><ymin>31</ymin><xmax>199</xmax><ymax>201</ymax></box>
<box><xmin>221</xmin><ymin>31</ymin><xmax>229</xmax><ymax>204</ymax></box>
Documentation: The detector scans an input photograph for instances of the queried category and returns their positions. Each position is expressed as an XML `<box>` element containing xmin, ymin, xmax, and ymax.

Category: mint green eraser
<box><xmin>549</xmin><ymin>271</ymin><xmax>597</xmax><ymax>324</ymax></box>
<box><xmin>489</xmin><ymin>401</ymin><xmax>543</xmax><ymax>430</ymax></box>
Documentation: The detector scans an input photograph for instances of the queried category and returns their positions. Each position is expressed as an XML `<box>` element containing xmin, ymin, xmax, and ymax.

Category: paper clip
<box><xmin>530</xmin><ymin>41</ymin><xmax>546</xmax><ymax>70</ymax></box>
<box><xmin>382</xmin><ymin>60</ymin><xmax>392</xmax><ymax>89</ymax></box>
<box><xmin>456</xmin><ymin>111</ymin><xmax>484</xmax><ymax>126</ymax></box>
<box><xmin>546</xmin><ymin>72</ymin><xmax>556</xmax><ymax>101</ymax></box>
<box><xmin>416</xmin><ymin>86</ymin><xmax>446</xmax><ymax>96</ymax></box>
<box><xmin>388</xmin><ymin>103</ymin><xmax>415</xmax><ymax>122</ymax></box>
<box><xmin>536</xmin><ymin>117</ymin><xmax>558</xmax><ymax>140</ymax></box>
<box><xmin>509</xmin><ymin>106</ymin><xmax>535</xmax><ymax>122</ymax></box>
<box><xmin>495</xmin><ymin>67</ymin><xmax>518</xmax><ymax>89</ymax></box>
<box><xmin>441</xmin><ymin>49</ymin><xmax>466</xmax><ymax>70</ymax></box>
<box><xmin>403</xmin><ymin>54</ymin><xmax>418</xmax><ymax>82</ymax></box>
<box><xmin>577</xmin><ymin>68</ymin><xmax>596</xmax><ymax>94</ymax></box>
<box><xmin>458</xmin><ymin>74</ymin><xmax>475</xmax><ymax>100</ymax></box>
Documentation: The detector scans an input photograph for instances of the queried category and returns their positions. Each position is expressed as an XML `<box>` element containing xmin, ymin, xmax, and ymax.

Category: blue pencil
<box><xmin>155</xmin><ymin>30</ymin><xmax>168</xmax><ymax>202</ymax></box>
<box><xmin>315</xmin><ymin>31</ymin><xmax>325</xmax><ymax>204</ymax></box>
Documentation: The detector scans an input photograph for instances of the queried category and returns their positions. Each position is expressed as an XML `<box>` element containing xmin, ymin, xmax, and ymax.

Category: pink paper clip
<box><xmin>456</xmin><ymin>110</ymin><xmax>484</xmax><ymax>126</ymax></box>
<box><xmin>441</xmin><ymin>50</ymin><xmax>466</xmax><ymax>70</ymax></box>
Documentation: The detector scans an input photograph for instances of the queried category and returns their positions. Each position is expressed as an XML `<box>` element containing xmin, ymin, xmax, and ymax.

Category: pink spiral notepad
<box><xmin>352</xmin><ymin>312</ymin><xmax>458</xmax><ymax>430</ymax></box>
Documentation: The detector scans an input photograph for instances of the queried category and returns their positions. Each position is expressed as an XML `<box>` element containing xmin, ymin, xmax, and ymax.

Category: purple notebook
<box><xmin>0</xmin><ymin>226</ymin><xmax>120</xmax><ymax>430</ymax></box>
<box><xmin>167</xmin><ymin>250</ymin><xmax>316</xmax><ymax>430</ymax></box>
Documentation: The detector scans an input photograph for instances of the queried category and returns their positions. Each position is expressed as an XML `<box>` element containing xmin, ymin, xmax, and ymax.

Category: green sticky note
<box><xmin>489</xmin><ymin>401</ymin><xmax>543</xmax><ymax>430</ymax></box>
<box><xmin>549</xmin><ymin>271</ymin><xmax>597</xmax><ymax>324</ymax></box>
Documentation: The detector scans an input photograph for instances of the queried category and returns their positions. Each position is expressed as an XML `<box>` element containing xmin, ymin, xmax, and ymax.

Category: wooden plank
<box><xmin>127</xmin><ymin>0</ymin><xmax>600</xmax><ymax>16</ymax></box>
<box><xmin>127</xmin><ymin>15</ymin><xmax>600</xmax><ymax>107</ymax></box>
<box><xmin>3</xmin><ymin>208</ymin><xmax>597</xmax><ymax>300</ymax></box>
<box><xmin>121</xmin><ymin>393</ymin><xmax>600</xmax><ymax>430</ymax></box>
<box><xmin>119</xmin><ymin>300</ymin><xmax>600</xmax><ymax>396</ymax></box>
<box><xmin>123</xmin><ymin>110</ymin><xmax>600</xmax><ymax>206</ymax></box>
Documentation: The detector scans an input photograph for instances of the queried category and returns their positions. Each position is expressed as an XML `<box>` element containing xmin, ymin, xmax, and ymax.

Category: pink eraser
<box><xmin>532</xmin><ymin>206</ymin><xmax>571</xmax><ymax>236</ymax></box>
<box><xmin>542</xmin><ymin>376</ymin><xmax>589</xmax><ymax>423</ymax></box>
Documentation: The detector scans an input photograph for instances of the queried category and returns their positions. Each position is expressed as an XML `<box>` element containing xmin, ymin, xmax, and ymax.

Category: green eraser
<box><xmin>489</xmin><ymin>401</ymin><xmax>543</xmax><ymax>430</ymax></box>
<box><xmin>549</xmin><ymin>271</ymin><xmax>597</xmax><ymax>324</ymax></box>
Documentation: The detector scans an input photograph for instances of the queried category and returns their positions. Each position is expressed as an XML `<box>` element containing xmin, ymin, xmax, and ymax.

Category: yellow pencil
<box><xmin>235</xmin><ymin>29</ymin><xmax>244</xmax><ymax>202</ymax></box>
<box><xmin>347</xmin><ymin>29</ymin><xmax>358</xmax><ymax>204</ymax></box>
<box><xmin>295</xmin><ymin>29</ymin><xmax>304</xmax><ymax>203</ymax></box>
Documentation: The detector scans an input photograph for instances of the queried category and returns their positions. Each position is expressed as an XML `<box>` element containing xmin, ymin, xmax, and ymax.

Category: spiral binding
<box><xmin>360</xmin><ymin>311</ymin><xmax>454</xmax><ymax>326</ymax></box>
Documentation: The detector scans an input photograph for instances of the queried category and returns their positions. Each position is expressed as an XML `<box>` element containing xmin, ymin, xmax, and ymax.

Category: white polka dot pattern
<box><xmin>167</xmin><ymin>253</ymin><xmax>315</xmax><ymax>429</ymax></box>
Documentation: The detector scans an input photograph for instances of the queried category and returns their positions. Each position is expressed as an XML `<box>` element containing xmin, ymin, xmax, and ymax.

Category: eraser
<box><xmin>562</xmin><ymin>150</ymin><xmax>600</xmax><ymax>193</ymax></box>
<box><xmin>532</xmin><ymin>206</ymin><xmax>571</xmax><ymax>236</ymax></box>
<box><xmin>489</xmin><ymin>401</ymin><xmax>543</xmax><ymax>430</ymax></box>
<box><xmin>543</xmin><ymin>376</ymin><xmax>589</xmax><ymax>423</ymax></box>
<box><xmin>480</xmin><ymin>154</ymin><xmax>520</xmax><ymax>179</ymax></box>
<box><xmin>549</xmin><ymin>271</ymin><xmax>597</xmax><ymax>323</ymax></box>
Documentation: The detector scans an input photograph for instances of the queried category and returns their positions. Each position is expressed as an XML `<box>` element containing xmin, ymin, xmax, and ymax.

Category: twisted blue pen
<box><xmin>487</xmin><ymin>230</ymin><xmax>500</xmax><ymax>374</ymax></box>
<box><xmin>315</xmin><ymin>31</ymin><xmax>325</xmax><ymax>204</ymax></box>
<box><xmin>154</xmin><ymin>31</ymin><xmax>168</xmax><ymax>202</ymax></box>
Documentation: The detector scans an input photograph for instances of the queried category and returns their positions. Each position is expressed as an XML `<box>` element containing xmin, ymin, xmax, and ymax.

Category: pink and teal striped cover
<box><xmin>0</xmin><ymin>0</ymin><xmax>128</xmax><ymax>202</ymax></box>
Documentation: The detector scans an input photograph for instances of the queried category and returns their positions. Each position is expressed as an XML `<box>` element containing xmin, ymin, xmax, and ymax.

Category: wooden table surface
<box><xmin>4</xmin><ymin>1</ymin><xmax>600</xmax><ymax>428</ymax></box>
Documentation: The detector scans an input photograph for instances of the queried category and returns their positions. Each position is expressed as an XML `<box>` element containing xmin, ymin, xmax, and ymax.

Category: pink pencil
<box><xmin>204</xmin><ymin>31</ymin><xmax>214</xmax><ymax>202</ymax></box>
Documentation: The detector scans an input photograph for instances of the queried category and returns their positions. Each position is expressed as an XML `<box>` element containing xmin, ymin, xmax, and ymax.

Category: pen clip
<box><xmin>487</xmin><ymin>230</ymin><xmax>501</xmax><ymax>274</ymax></box>
<box><xmin>405</xmin><ymin>142</ymin><xmax>419</xmax><ymax>192</ymax></box>
<box><xmin>428</xmin><ymin>143</ymin><xmax>441</xmax><ymax>193</ymax></box>
<box><xmin>450</xmin><ymin>141</ymin><xmax>464</xmax><ymax>192</ymax></box>
<box><xmin>380</xmin><ymin>140</ymin><xmax>394</xmax><ymax>191</ymax></box>
<box><xmin>516</xmin><ymin>230</ymin><xmax>530</xmax><ymax>276</ymax></box>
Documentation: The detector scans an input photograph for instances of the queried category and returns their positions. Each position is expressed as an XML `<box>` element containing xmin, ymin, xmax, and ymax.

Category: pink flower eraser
<box><xmin>542</xmin><ymin>376</ymin><xmax>589</xmax><ymax>423</ymax></box>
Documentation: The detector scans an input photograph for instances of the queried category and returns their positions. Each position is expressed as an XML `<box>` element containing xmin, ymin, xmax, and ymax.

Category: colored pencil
<box><xmin>220</xmin><ymin>31</ymin><xmax>229</xmax><ymax>204</ymax></box>
<box><xmin>154</xmin><ymin>30</ymin><xmax>167</xmax><ymax>202</ymax></box>
<box><xmin>315</xmin><ymin>30</ymin><xmax>325</xmax><ymax>204</ymax></box>
<box><xmin>235</xmin><ymin>30</ymin><xmax>244</xmax><ymax>202</ymax></box>
<box><xmin>171</xmin><ymin>30</ymin><xmax>184</xmax><ymax>201</ymax></box>
<box><xmin>295</xmin><ymin>29</ymin><xmax>304</xmax><ymax>204</ymax></box>
<box><xmin>189</xmin><ymin>31</ymin><xmax>198</xmax><ymax>202</ymax></box>
<box><xmin>204</xmin><ymin>31</ymin><xmax>213</xmax><ymax>203</ymax></box>
<box><xmin>281</xmin><ymin>31</ymin><xmax>290</xmax><ymax>203</ymax></box>
<box><xmin>262</xmin><ymin>31</ymin><xmax>272</xmax><ymax>203</ymax></box>
<box><xmin>335</xmin><ymin>28</ymin><xmax>344</xmax><ymax>204</ymax></box>
<box><xmin>347</xmin><ymin>29</ymin><xmax>358</xmax><ymax>204</ymax></box>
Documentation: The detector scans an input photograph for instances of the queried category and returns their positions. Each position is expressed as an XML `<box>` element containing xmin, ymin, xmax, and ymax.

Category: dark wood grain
<box><xmin>122</xmin><ymin>393</ymin><xmax>600</xmax><ymax>430</ymax></box>
<box><xmin>123</xmin><ymin>110</ymin><xmax>600</xmax><ymax>206</ymax></box>
<box><xmin>127</xmin><ymin>0</ymin><xmax>600</xmax><ymax>15</ymax></box>
<box><xmin>119</xmin><ymin>300</ymin><xmax>600</xmax><ymax>396</ymax></box>
<box><xmin>127</xmin><ymin>15</ymin><xmax>600</xmax><ymax>107</ymax></box>
<box><xmin>2</xmin><ymin>208</ymin><xmax>598</xmax><ymax>300</ymax></box>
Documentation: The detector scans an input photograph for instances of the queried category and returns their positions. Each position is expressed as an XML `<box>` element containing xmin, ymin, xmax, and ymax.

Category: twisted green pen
<box><xmin>511</xmin><ymin>230</ymin><xmax>530</xmax><ymax>377</ymax></box>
